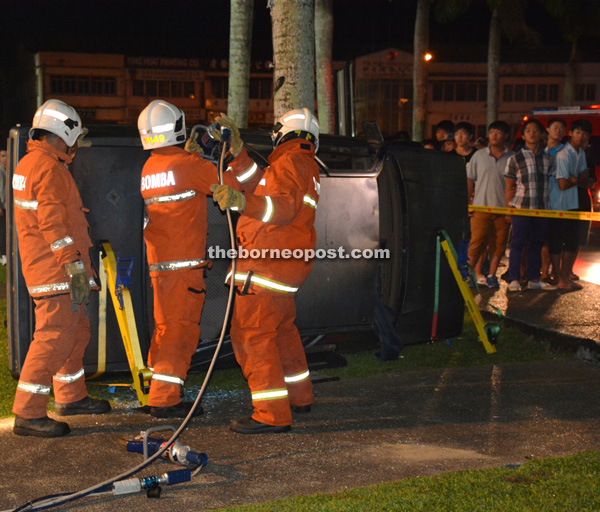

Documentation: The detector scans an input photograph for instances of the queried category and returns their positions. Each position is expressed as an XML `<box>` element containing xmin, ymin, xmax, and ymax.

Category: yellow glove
<box><xmin>184</xmin><ymin>132</ymin><xmax>203</xmax><ymax>153</ymax></box>
<box><xmin>215</xmin><ymin>114</ymin><xmax>243</xmax><ymax>156</ymax></box>
<box><xmin>65</xmin><ymin>260</ymin><xmax>90</xmax><ymax>305</ymax></box>
<box><xmin>210</xmin><ymin>184</ymin><xmax>246</xmax><ymax>211</ymax></box>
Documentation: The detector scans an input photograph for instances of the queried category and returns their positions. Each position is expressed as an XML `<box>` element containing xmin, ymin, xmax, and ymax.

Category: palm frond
<box><xmin>433</xmin><ymin>0</ymin><xmax>473</xmax><ymax>24</ymax></box>
<box><xmin>498</xmin><ymin>0</ymin><xmax>541</xmax><ymax>46</ymax></box>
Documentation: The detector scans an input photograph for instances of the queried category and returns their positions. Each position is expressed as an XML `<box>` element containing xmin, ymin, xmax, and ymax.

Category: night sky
<box><xmin>1</xmin><ymin>0</ymin><xmax>598</xmax><ymax>64</ymax></box>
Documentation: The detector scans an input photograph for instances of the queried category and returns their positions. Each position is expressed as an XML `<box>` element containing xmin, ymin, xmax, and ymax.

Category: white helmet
<box><xmin>30</xmin><ymin>99</ymin><xmax>84</xmax><ymax>148</ymax></box>
<box><xmin>272</xmin><ymin>108</ymin><xmax>319</xmax><ymax>152</ymax></box>
<box><xmin>138</xmin><ymin>100</ymin><xmax>186</xmax><ymax>150</ymax></box>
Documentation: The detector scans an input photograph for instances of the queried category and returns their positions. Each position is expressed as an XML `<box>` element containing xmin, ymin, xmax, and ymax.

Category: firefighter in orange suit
<box><xmin>211</xmin><ymin>108</ymin><xmax>320</xmax><ymax>434</ymax></box>
<box><xmin>138</xmin><ymin>100</ymin><xmax>260</xmax><ymax>418</ymax></box>
<box><xmin>12</xmin><ymin>99</ymin><xmax>111</xmax><ymax>438</ymax></box>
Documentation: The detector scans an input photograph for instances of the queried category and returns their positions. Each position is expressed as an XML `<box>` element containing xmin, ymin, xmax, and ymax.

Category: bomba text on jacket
<box><xmin>13</xmin><ymin>174</ymin><xmax>27</xmax><ymax>191</ymax></box>
<box><xmin>141</xmin><ymin>171</ymin><xmax>176</xmax><ymax>191</ymax></box>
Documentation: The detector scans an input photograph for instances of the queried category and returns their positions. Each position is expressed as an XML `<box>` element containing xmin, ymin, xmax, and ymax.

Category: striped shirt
<box><xmin>504</xmin><ymin>146</ymin><xmax>555</xmax><ymax>210</ymax></box>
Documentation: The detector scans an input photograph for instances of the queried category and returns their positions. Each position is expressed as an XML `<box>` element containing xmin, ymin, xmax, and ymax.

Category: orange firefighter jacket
<box><xmin>13</xmin><ymin>140</ymin><xmax>96</xmax><ymax>298</ymax></box>
<box><xmin>141</xmin><ymin>146</ymin><xmax>259</xmax><ymax>276</ymax></box>
<box><xmin>230</xmin><ymin>138</ymin><xmax>320</xmax><ymax>295</ymax></box>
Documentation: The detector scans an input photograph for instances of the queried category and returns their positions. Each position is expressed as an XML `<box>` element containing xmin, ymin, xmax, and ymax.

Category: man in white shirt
<box><xmin>466</xmin><ymin>121</ymin><xmax>514</xmax><ymax>288</ymax></box>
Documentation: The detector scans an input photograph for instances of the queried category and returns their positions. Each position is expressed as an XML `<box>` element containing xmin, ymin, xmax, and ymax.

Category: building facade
<box><xmin>31</xmin><ymin>50</ymin><xmax>600</xmax><ymax>141</ymax></box>
<box><xmin>34</xmin><ymin>52</ymin><xmax>276</xmax><ymax>128</ymax></box>
<box><xmin>355</xmin><ymin>48</ymin><xmax>600</xmax><ymax>140</ymax></box>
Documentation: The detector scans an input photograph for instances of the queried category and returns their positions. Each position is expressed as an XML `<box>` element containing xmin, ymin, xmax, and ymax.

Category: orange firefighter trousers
<box><xmin>147</xmin><ymin>268</ymin><xmax>205</xmax><ymax>407</ymax></box>
<box><xmin>13</xmin><ymin>295</ymin><xmax>89</xmax><ymax>419</ymax></box>
<box><xmin>231</xmin><ymin>293</ymin><xmax>314</xmax><ymax>426</ymax></box>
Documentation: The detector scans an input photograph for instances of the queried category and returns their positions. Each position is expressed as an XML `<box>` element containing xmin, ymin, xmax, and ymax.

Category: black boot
<box><xmin>150</xmin><ymin>401</ymin><xmax>203</xmax><ymax>419</ymax></box>
<box><xmin>13</xmin><ymin>416</ymin><xmax>71</xmax><ymax>438</ymax></box>
<box><xmin>230</xmin><ymin>417</ymin><xmax>291</xmax><ymax>434</ymax></box>
<box><xmin>55</xmin><ymin>396</ymin><xmax>111</xmax><ymax>416</ymax></box>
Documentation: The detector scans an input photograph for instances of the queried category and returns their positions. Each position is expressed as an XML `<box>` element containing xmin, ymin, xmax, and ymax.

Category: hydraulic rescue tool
<box><xmin>117</xmin><ymin>426</ymin><xmax>208</xmax><ymax>498</ymax></box>
<box><xmin>111</xmin><ymin>468</ymin><xmax>194</xmax><ymax>499</ymax></box>
<box><xmin>121</xmin><ymin>426</ymin><xmax>208</xmax><ymax>467</ymax></box>
<box><xmin>189</xmin><ymin>121</ymin><xmax>222</xmax><ymax>159</ymax></box>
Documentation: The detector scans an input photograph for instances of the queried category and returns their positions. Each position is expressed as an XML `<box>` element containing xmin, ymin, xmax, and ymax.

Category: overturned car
<box><xmin>7</xmin><ymin>124</ymin><xmax>467</xmax><ymax>376</ymax></box>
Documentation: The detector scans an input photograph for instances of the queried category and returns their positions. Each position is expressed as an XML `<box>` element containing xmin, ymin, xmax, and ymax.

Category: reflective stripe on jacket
<box><xmin>141</xmin><ymin>146</ymin><xmax>260</xmax><ymax>276</ymax></box>
<box><xmin>233</xmin><ymin>138</ymin><xmax>320</xmax><ymax>295</ymax></box>
<box><xmin>13</xmin><ymin>140</ymin><xmax>96</xmax><ymax>298</ymax></box>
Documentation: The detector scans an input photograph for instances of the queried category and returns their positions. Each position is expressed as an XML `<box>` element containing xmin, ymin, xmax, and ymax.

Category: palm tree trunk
<box><xmin>412</xmin><ymin>0</ymin><xmax>430</xmax><ymax>142</ymax></box>
<box><xmin>270</xmin><ymin>0</ymin><xmax>315</xmax><ymax>119</ymax></box>
<box><xmin>228</xmin><ymin>0</ymin><xmax>254</xmax><ymax>128</ymax></box>
<box><xmin>487</xmin><ymin>6</ymin><xmax>501</xmax><ymax>127</ymax></box>
<box><xmin>315</xmin><ymin>0</ymin><xmax>334</xmax><ymax>134</ymax></box>
<box><xmin>563</xmin><ymin>39</ymin><xmax>577</xmax><ymax>105</ymax></box>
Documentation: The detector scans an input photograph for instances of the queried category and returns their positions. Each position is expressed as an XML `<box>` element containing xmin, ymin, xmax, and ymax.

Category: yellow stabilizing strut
<box><xmin>437</xmin><ymin>229</ymin><xmax>497</xmax><ymax>354</ymax></box>
<box><xmin>99</xmin><ymin>241</ymin><xmax>152</xmax><ymax>406</ymax></box>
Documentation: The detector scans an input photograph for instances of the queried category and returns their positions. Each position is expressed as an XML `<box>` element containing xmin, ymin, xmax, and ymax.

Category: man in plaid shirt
<box><xmin>504</xmin><ymin>119</ymin><xmax>557</xmax><ymax>292</ymax></box>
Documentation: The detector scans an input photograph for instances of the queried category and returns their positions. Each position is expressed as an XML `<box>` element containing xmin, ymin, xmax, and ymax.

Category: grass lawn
<box><xmin>216</xmin><ymin>451</ymin><xmax>600</xmax><ymax>511</ymax></box>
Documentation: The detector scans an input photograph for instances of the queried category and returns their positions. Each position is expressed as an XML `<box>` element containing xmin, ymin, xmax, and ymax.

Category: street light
<box><xmin>424</xmin><ymin>53</ymin><xmax>433</xmax><ymax>62</ymax></box>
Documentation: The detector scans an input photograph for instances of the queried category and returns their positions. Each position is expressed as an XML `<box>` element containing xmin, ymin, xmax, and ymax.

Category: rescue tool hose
<box><xmin>7</xmin><ymin>129</ymin><xmax>238</xmax><ymax>512</ymax></box>
<box><xmin>216</xmin><ymin>124</ymin><xmax>238</xmax><ymax>358</ymax></box>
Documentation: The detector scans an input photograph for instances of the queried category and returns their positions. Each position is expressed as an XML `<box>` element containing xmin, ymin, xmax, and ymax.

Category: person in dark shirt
<box><xmin>434</xmin><ymin>120</ymin><xmax>454</xmax><ymax>151</ymax></box>
<box><xmin>450</xmin><ymin>121</ymin><xmax>476</xmax><ymax>163</ymax></box>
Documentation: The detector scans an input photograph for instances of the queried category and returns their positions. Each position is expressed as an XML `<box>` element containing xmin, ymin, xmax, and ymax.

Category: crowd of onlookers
<box><xmin>403</xmin><ymin>117</ymin><xmax>596</xmax><ymax>293</ymax></box>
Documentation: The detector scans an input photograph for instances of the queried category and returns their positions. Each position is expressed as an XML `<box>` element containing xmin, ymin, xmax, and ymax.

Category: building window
<box><xmin>77</xmin><ymin>77</ymin><xmax>89</xmax><ymax>95</ymax></box>
<box><xmin>537</xmin><ymin>84</ymin><xmax>547</xmax><ymax>102</ymax></box>
<box><xmin>354</xmin><ymin>77</ymin><xmax>410</xmax><ymax>137</ymax></box>
<box><xmin>382</xmin><ymin>81</ymin><xmax>394</xmax><ymax>100</ymax></box>
<box><xmin>50</xmin><ymin>76</ymin><xmax>63</xmax><ymax>94</ymax></box>
<box><xmin>502</xmin><ymin>83</ymin><xmax>560</xmax><ymax>103</ymax></box>
<box><xmin>514</xmin><ymin>84</ymin><xmax>524</xmax><ymax>102</ymax></box>
<box><xmin>64</xmin><ymin>77</ymin><xmax>76</xmax><ymax>94</ymax></box>
<box><xmin>133</xmin><ymin>80</ymin><xmax>144</xmax><ymax>96</ymax></box>
<box><xmin>443</xmin><ymin>83</ymin><xmax>454</xmax><ymax>102</ymax></box>
<box><xmin>466</xmin><ymin>83</ymin><xmax>477</xmax><ymax>102</ymax></box>
<box><xmin>145</xmin><ymin>80</ymin><xmax>157</xmax><ymax>96</ymax></box>
<box><xmin>158</xmin><ymin>81</ymin><xmax>169</xmax><ymax>97</ymax></box>
<box><xmin>171</xmin><ymin>81</ymin><xmax>183</xmax><ymax>98</ymax></box>
<box><xmin>104</xmin><ymin>78</ymin><xmax>116</xmax><ymax>95</ymax></box>
<box><xmin>587</xmin><ymin>84</ymin><xmax>596</xmax><ymax>102</ymax></box>
<box><xmin>526</xmin><ymin>84</ymin><xmax>536</xmax><ymax>102</ymax></box>
<box><xmin>478</xmin><ymin>83</ymin><xmax>486</xmax><ymax>101</ymax></box>
<box><xmin>184</xmin><ymin>81</ymin><xmax>196</xmax><ymax>98</ymax></box>
<box><xmin>91</xmin><ymin>77</ymin><xmax>103</xmax><ymax>95</ymax></box>
<box><xmin>208</xmin><ymin>76</ymin><xmax>228</xmax><ymax>98</ymax></box>
<box><xmin>132</xmin><ymin>80</ymin><xmax>197</xmax><ymax>99</ymax></box>
<box><xmin>49</xmin><ymin>75</ymin><xmax>117</xmax><ymax>96</ymax></box>
<box><xmin>575</xmin><ymin>84</ymin><xmax>596</xmax><ymax>102</ymax></box>
<box><xmin>430</xmin><ymin>81</ymin><xmax>486</xmax><ymax>102</ymax></box>
<box><xmin>249</xmin><ymin>78</ymin><xmax>272</xmax><ymax>100</ymax></box>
